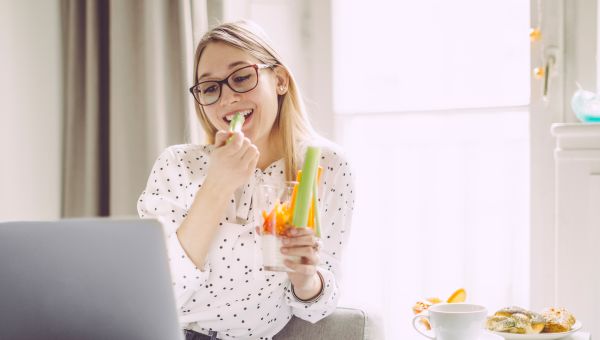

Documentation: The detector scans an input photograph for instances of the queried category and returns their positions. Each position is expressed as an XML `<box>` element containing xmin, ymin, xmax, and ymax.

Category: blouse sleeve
<box><xmin>284</xmin><ymin>150</ymin><xmax>355</xmax><ymax>323</ymax></box>
<box><xmin>137</xmin><ymin>146</ymin><xmax>210</xmax><ymax>311</ymax></box>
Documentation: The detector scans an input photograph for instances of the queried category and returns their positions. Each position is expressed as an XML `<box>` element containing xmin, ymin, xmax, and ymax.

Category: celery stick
<box><xmin>227</xmin><ymin>113</ymin><xmax>245</xmax><ymax>144</ymax></box>
<box><xmin>292</xmin><ymin>147</ymin><xmax>321</xmax><ymax>228</ymax></box>
<box><xmin>312</xmin><ymin>178</ymin><xmax>321</xmax><ymax>237</ymax></box>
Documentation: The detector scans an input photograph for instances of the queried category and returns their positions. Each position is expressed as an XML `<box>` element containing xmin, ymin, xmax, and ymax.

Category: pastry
<box><xmin>486</xmin><ymin>315</ymin><xmax>515</xmax><ymax>332</ymax></box>
<box><xmin>412</xmin><ymin>299</ymin><xmax>434</xmax><ymax>315</ymax></box>
<box><xmin>495</xmin><ymin>306</ymin><xmax>529</xmax><ymax>317</ymax></box>
<box><xmin>412</xmin><ymin>299</ymin><xmax>436</xmax><ymax>330</ymax></box>
<box><xmin>486</xmin><ymin>306</ymin><xmax>545</xmax><ymax>334</ymax></box>
<box><xmin>541</xmin><ymin>307</ymin><xmax>576</xmax><ymax>333</ymax></box>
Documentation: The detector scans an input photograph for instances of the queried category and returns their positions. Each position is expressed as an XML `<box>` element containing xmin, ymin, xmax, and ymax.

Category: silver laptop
<box><xmin>0</xmin><ymin>219</ymin><xmax>184</xmax><ymax>340</ymax></box>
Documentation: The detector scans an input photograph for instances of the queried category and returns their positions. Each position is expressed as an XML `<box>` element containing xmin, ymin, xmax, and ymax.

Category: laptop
<box><xmin>0</xmin><ymin>219</ymin><xmax>184</xmax><ymax>340</ymax></box>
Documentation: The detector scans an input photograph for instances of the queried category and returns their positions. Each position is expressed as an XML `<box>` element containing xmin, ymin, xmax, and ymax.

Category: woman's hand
<box><xmin>177</xmin><ymin>131</ymin><xmax>258</xmax><ymax>269</ymax></box>
<box><xmin>205</xmin><ymin>130</ymin><xmax>259</xmax><ymax>193</ymax></box>
<box><xmin>281</xmin><ymin>227</ymin><xmax>324</xmax><ymax>300</ymax></box>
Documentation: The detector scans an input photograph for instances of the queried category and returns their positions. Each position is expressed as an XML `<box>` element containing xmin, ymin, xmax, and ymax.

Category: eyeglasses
<box><xmin>189</xmin><ymin>64</ymin><xmax>272</xmax><ymax>106</ymax></box>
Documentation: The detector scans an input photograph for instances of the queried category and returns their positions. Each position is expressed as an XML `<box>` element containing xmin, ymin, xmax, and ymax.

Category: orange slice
<box><xmin>426</xmin><ymin>297</ymin><xmax>442</xmax><ymax>304</ymax></box>
<box><xmin>447</xmin><ymin>288</ymin><xmax>466</xmax><ymax>303</ymax></box>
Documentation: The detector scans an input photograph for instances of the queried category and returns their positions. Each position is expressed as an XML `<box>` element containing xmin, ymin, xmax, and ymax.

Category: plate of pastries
<box><xmin>486</xmin><ymin>306</ymin><xmax>581</xmax><ymax>339</ymax></box>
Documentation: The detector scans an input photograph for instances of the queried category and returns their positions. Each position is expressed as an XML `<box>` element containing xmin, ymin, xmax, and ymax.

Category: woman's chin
<box><xmin>241</xmin><ymin>129</ymin><xmax>254</xmax><ymax>141</ymax></box>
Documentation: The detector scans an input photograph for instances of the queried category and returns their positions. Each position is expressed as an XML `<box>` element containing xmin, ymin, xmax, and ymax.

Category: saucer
<box><xmin>490</xmin><ymin>321</ymin><xmax>582</xmax><ymax>340</ymax></box>
<box><xmin>481</xmin><ymin>331</ymin><xmax>507</xmax><ymax>340</ymax></box>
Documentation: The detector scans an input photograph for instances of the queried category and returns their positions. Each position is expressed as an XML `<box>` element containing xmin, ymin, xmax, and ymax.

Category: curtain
<box><xmin>61</xmin><ymin>0</ymin><xmax>209</xmax><ymax>217</ymax></box>
<box><xmin>61</xmin><ymin>0</ymin><xmax>110</xmax><ymax>217</ymax></box>
<box><xmin>0</xmin><ymin>1</ymin><xmax>63</xmax><ymax>221</ymax></box>
<box><xmin>337</xmin><ymin>111</ymin><xmax>530</xmax><ymax>339</ymax></box>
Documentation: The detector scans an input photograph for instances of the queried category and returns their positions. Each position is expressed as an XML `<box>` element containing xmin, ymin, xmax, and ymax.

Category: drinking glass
<box><xmin>256</xmin><ymin>181</ymin><xmax>300</xmax><ymax>272</ymax></box>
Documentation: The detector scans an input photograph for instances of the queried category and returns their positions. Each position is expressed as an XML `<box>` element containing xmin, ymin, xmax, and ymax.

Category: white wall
<box><xmin>0</xmin><ymin>0</ymin><xmax>62</xmax><ymax>221</ymax></box>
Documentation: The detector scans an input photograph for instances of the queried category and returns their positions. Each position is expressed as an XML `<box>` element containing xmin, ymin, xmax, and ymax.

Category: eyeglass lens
<box><xmin>194</xmin><ymin>66</ymin><xmax>259</xmax><ymax>105</ymax></box>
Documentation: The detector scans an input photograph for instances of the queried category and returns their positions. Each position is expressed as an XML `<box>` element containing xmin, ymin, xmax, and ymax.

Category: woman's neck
<box><xmin>255</xmin><ymin>132</ymin><xmax>283</xmax><ymax>171</ymax></box>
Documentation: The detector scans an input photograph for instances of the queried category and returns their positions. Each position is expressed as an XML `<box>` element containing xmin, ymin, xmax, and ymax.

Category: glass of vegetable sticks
<box><xmin>256</xmin><ymin>181</ymin><xmax>300</xmax><ymax>272</ymax></box>
<box><xmin>256</xmin><ymin>146</ymin><xmax>323</xmax><ymax>272</ymax></box>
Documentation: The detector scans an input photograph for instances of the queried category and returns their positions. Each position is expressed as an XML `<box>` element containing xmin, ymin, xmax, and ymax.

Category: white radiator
<box><xmin>552</xmin><ymin>123</ymin><xmax>600</xmax><ymax>336</ymax></box>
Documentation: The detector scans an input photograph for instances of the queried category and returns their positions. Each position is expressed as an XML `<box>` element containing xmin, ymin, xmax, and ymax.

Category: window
<box><xmin>333</xmin><ymin>0</ymin><xmax>529</xmax><ymax>113</ymax></box>
<box><xmin>332</xmin><ymin>1</ymin><xmax>530</xmax><ymax>339</ymax></box>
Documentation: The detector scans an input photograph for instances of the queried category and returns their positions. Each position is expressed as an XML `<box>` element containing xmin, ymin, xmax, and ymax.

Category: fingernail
<box><xmin>289</xmin><ymin>228</ymin><xmax>297</xmax><ymax>235</ymax></box>
<box><xmin>282</xmin><ymin>238</ymin><xmax>289</xmax><ymax>244</ymax></box>
<box><xmin>281</xmin><ymin>247</ymin><xmax>288</xmax><ymax>253</ymax></box>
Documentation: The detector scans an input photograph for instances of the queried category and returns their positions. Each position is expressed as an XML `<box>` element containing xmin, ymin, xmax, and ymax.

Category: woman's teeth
<box><xmin>224</xmin><ymin>110</ymin><xmax>253</xmax><ymax>122</ymax></box>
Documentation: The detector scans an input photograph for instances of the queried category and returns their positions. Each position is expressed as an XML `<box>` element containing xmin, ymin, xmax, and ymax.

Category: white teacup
<box><xmin>412</xmin><ymin>303</ymin><xmax>487</xmax><ymax>340</ymax></box>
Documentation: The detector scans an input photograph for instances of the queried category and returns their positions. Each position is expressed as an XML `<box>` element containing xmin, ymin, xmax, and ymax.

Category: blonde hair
<box><xmin>192</xmin><ymin>20</ymin><xmax>316</xmax><ymax>181</ymax></box>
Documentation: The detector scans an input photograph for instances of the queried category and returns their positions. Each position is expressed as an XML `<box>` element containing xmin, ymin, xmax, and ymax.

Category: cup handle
<box><xmin>412</xmin><ymin>313</ymin><xmax>435</xmax><ymax>339</ymax></box>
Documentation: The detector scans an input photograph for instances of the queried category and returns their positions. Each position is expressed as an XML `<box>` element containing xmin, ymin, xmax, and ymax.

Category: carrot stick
<box><xmin>309</xmin><ymin>166</ymin><xmax>323</xmax><ymax>233</ymax></box>
<box><xmin>307</xmin><ymin>197</ymin><xmax>315</xmax><ymax>228</ymax></box>
<box><xmin>289</xmin><ymin>184</ymin><xmax>298</xmax><ymax>217</ymax></box>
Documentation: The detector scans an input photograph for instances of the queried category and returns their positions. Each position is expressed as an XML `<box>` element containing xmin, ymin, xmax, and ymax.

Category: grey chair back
<box><xmin>274</xmin><ymin>307</ymin><xmax>383</xmax><ymax>340</ymax></box>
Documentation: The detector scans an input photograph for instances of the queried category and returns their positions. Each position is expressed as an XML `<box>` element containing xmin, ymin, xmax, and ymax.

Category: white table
<box><xmin>494</xmin><ymin>332</ymin><xmax>591</xmax><ymax>340</ymax></box>
<box><xmin>568</xmin><ymin>333</ymin><xmax>591</xmax><ymax>340</ymax></box>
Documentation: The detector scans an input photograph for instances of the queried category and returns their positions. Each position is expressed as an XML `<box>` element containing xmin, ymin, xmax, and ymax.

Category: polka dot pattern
<box><xmin>137</xmin><ymin>143</ymin><xmax>354</xmax><ymax>339</ymax></box>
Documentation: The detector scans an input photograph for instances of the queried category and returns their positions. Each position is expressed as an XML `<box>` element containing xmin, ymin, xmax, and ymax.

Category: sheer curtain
<box><xmin>0</xmin><ymin>1</ymin><xmax>62</xmax><ymax>221</ymax></box>
<box><xmin>61</xmin><ymin>0</ymin><xmax>208</xmax><ymax>217</ymax></box>
<box><xmin>337</xmin><ymin>111</ymin><xmax>529</xmax><ymax>338</ymax></box>
<box><xmin>332</xmin><ymin>1</ymin><xmax>531</xmax><ymax>338</ymax></box>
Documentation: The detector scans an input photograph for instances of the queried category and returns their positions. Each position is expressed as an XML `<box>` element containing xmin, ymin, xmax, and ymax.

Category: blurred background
<box><xmin>1</xmin><ymin>0</ymin><xmax>596</xmax><ymax>338</ymax></box>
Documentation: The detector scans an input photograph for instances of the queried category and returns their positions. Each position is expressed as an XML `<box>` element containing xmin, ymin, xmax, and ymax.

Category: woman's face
<box><xmin>197</xmin><ymin>42</ymin><xmax>283</xmax><ymax>146</ymax></box>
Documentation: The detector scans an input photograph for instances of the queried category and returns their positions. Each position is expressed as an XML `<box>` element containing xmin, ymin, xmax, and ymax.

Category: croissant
<box><xmin>542</xmin><ymin>307</ymin><xmax>576</xmax><ymax>333</ymax></box>
<box><xmin>486</xmin><ymin>306</ymin><xmax>545</xmax><ymax>334</ymax></box>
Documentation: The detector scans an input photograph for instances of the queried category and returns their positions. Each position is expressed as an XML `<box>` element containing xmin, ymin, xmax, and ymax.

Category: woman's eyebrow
<box><xmin>198</xmin><ymin>61</ymin><xmax>249</xmax><ymax>80</ymax></box>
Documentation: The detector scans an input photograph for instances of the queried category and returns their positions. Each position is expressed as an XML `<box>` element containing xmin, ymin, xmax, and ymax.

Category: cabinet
<box><xmin>551</xmin><ymin>123</ymin><xmax>600</xmax><ymax>334</ymax></box>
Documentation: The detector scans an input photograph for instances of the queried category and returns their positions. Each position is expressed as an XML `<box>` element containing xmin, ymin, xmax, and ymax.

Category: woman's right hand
<box><xmin>204</xmin><ymin>130</ymin><xmax>260</xmax><ymax>193</ymax></box>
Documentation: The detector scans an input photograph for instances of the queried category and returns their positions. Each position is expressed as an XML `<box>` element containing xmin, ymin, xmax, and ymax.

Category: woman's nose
<box><xmin>219</xmin><ymin>83</ymin><xmax>241</xmax><ymax>105</ymax></box>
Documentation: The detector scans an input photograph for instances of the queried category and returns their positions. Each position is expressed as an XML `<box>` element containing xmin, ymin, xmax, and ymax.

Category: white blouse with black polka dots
<box><xmin>137</xmin><ymin>142</ymin><xmax>354</xmax><ymax>339</ymax></box>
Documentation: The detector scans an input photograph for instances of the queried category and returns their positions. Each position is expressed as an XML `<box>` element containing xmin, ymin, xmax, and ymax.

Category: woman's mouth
<box><xmin>224</xmin><ymin>109</ymin><xmax>253</xmax><ymax>124</ymax></box>
<box><xmin>223</xmin><ymin>109</ymin><xmax>254</xmax><ymax>129</ymax></box>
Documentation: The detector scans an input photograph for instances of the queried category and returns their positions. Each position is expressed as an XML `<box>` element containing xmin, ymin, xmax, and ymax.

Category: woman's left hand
<box><xmin>281</xmin><ymin>227</ymin><xmax>323</xmax><ymax>300</ymax></box>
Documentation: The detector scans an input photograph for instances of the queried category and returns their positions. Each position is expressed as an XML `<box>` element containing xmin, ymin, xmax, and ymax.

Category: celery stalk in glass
<box><xmin>292</xmin><ymin>147</ymin><xmax>321</xmax><ymax>228</ymax></box>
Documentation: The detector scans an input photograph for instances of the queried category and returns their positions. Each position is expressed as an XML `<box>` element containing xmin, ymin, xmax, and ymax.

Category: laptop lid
<box><xmin>0</xmin><ymin>219</ymin><xmax>184</xmax><ymax>340</ymax></box>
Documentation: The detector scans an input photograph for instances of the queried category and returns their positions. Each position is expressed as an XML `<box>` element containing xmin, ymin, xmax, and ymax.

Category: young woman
<box><xmin>138</xmin><ymin>20</ymin><xmax>354</xmax><ymax>340</ymax></box>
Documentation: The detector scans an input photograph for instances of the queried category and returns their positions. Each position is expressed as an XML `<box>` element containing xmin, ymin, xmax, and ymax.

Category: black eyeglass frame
<box><xmin>189</xmin><ymin>63</ymin><xmax>273</xmax><ymax>106</ymax></box>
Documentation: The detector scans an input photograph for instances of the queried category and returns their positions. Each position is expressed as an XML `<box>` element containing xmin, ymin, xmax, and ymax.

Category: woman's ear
<box><xmin>273</xmin><ymin>65</ymin><xmax>290</xmax><ymax>95</ymax></box>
